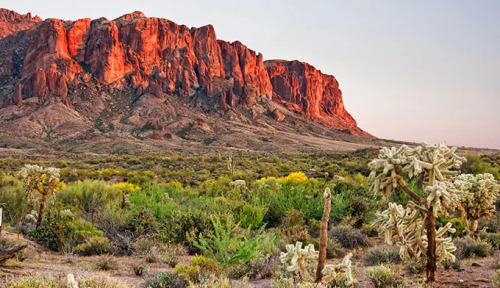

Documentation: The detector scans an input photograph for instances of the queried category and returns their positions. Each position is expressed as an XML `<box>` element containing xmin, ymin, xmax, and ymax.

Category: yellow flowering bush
<box><xmin>279</xmin><ymin>172</ymin><xmax>308</xmax><ymax>184</ymax></box>
<box><xmin>165</xmin><ymin>181</ymin><xmax>183</xmax><ymax>189</ymax></box>
<box><xmin>111</xmin><ymin>182</ymin><xmax>140</xmax><ymax>192</ymax></box>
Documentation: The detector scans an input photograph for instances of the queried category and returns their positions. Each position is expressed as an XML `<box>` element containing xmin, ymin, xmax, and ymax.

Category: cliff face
<box><xmin>0</xmin><ymin>9</ymin><xmax>41</xmax><ymax>39</ymax></box>
<box><xmin>265</xmin><ymin>60</ymin><xmax>369</xmax><ymax>136</ymax></box>
<box><xmin>0</xmin><ymin>9</ymin><xmax>370</xmax><ymax>138</ymax></box>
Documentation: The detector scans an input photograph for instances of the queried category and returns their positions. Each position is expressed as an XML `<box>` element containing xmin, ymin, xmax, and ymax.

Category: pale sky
<box><xmin>3</xmin><ymin>0</ymin><xmax>500</xmax><ymax>149</ymax></box>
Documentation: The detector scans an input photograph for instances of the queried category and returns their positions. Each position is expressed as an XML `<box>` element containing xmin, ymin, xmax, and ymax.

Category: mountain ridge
<box><xmin>0</xmin><ymin>9</ymin><xmax>377</xmax><ymax>153</ymax></box>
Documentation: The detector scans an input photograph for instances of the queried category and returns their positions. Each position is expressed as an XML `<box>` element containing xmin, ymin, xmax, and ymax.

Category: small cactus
<box><xmin>280</xmin><ymin>241</ymin><xmax>318</xmax><ymax>281</ymax></box>
<box><xmin>19</xmin><ymin>164</ymin><xmax>61</xmax><ymax>228</ymax></box>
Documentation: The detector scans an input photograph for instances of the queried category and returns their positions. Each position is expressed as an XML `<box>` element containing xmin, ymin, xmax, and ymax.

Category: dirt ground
<box><xmin>0</xmin><ymin>230</ymin><xmax>498</xmax><ymax>287</ymax></box>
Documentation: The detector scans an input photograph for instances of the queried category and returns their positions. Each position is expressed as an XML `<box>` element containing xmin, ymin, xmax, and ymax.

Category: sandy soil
<box><xmin>1</xmin><ymin>231</ymin><xmax>498</xmax><ymax>287</ymax></box>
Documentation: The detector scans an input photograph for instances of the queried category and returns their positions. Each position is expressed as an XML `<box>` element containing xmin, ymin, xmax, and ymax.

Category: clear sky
<box><xmin>3</xmin><ymin>0</ymin><xmax>500</xmax><ymax>149</ymax></box>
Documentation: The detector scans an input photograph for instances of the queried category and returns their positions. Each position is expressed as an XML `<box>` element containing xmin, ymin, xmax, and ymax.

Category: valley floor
<box><xmin>1</xmin><ymin>231</ymin><xmax>497</xmax><ymax>288</ymax></box>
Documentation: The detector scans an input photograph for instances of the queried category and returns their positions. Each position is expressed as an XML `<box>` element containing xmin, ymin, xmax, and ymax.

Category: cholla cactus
<box><xmin>227</xmin><ymin>151</ymin><xmax>235</xmax><ymax>176</ymax></box>
<box><xmin>369</xmin><ymin>143</ymin><xmax>467</xmax><ymax>283</ymax></box>
<box><xmin>229</xmin><ymin>180</ymin><xmax>246</xmax><ymax>187</ymax></box>
<box><xmin>453</xmin><ymin>173</ymin><xmax>500</xmax><ymax>234</ymax></box>
<box><xmin>280</xmin><ymin>242</ymin><xmax>318</xmax><ymax>281</ymax></box>
<box><xmin>67</xmin><ymin>274</ymin><xmax>79</xmax><ymax>288</ymax></box>
<box><xmin>19</xmin><ymin>164</ymin><xmax>61</xmax><ymax>228</ymax></box>
<box><xmin>321</xmin><ymin>253</ymin><xmax>354</xmax><ymax>286</ymax></box>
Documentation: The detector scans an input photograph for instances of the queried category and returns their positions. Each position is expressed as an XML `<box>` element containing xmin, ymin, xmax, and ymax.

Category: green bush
<box><xmin>56</xmin><ymin>180</ymin><xmax>122</xmax><ymax>221</ymax></box>
<box><xmin>190</xmin><ymin>216</ymin><xmax>268</xmax><ymax>271</ymax></box>
<box><xmin>28</xmin><ymin>210</ymin><xmax>74</xmax><ymax>251</ymax></box>
<box><xmin>126</xmin><ymin>208</ymin><xmax>159</xmax><ymax>237</ymax></box>
<box><xmin>73</xmin><ymin>236</ymin><xmax>112</xmax><ymax>256</ymax></box>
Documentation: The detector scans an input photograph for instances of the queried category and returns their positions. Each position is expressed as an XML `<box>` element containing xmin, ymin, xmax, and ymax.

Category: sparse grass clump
<box><xmin>91</xmin><ymin>255</ymin><xmax>118</xmax><ymax>271</ymax></box>
<box><xmin>142</xmin><ymin>271</ymin><xmax>187</xmax><ymax>288</ymax></box>
<box><xmin>9</xmin><ymin>275</ymin><xmax>131</xmax><ymax>288</ymax></box>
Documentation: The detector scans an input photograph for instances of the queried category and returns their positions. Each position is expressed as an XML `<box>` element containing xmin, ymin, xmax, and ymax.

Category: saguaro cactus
<box><xmin>369</xmin><ymin>143</ymin><xmax>467</xmax><ymax>283</ymax></box>
<box><xmin>20</xmin><ymin>164</ymin><xmax>61</xmax><ymax>228</ymax></box>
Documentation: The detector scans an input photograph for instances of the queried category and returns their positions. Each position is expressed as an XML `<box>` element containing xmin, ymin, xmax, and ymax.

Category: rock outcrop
<box><xmin>0</xmin><ymin>9</ymin><xmax>370</xmax><ymax>139</ymax></box>
<box><xmin>0</xmin><ymin>9</ymin><xmax>41</xmax><ymax>39</ymax></box>
<box><xmin>266</xmin><ymin>60</ymin><xmax>370</xmax><ymax>136</ymax></box>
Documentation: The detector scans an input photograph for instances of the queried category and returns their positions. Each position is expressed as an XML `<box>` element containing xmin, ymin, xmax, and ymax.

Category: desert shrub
<box><xmin>198</xmin><ymin>176</ymin><xmax>232</xmax><ymax>197</ymax></box>
<box><xmin>329</xmin><ymin>225</ymin><xmax>368</xmax><ymax>249</ymax></box>
<box><xmin>453</xmin><ymin>238</ymin><xmax>493</xmax><ymax>259</ymax></box>
<box><xmin>480</xmin><ymin>231</ymin><xmax>500</xmax><ymax>249</ymax></box>
<box><xmin>245</xmin><ymin>253</ymin><xmax>281</xmax><ymax>279</ymax></box>
<box><xmin>494</xmin><ymin>270</ymin><xmax>500</xmax><ymax>288</ymax></box>
<box><xmin>134</xmin><ymin>264</ymin><xmax>145</xmax><ymax>276</ymax></box>
<box><xmin>363</xmin><ymin>246</ymin><xmax>401</xmax><ymax>266</ymax></box>
<box><xmin>128</xmin><ymin>184</ymin><xmax>177</xmax><ymax>221</ymax></box>
<box><xmin>91</xmin><ymin>255</ymin><xmax>118</xmax><ymax>271</ymax></box>
<box><xmin>360</xmin><ymin>224</ymin><xmax>379</xmax><ymax>237</ymax></box>
<box><xmin>0</xmin><ymin>174</ymin><xmax>25</xmax><ymax>224</ymax></box>
<box><xmin>126</xmin><ymin>208</ymin><xmax>159</xmax><ymax>237</ymax></box>
<box><xmin>403</xmin><ymin>259</ymin><xmax>425</xmax><ymax>274</ymax></box>
<box><xmin>494</xmin><ymin>252</ymin><xmax>500</xmax><ymax>269</ymax></box>
<box><xmin>28</xmin><ymin>209</ymin><xmax>75</xmax><ymax>251</ymax></box>
<box><xmin>260</xmin><ymin>183</ymin><xmax>324</xmax><ymax>226</ymax></box>
<box><xmin>191</xmin><ymin>216</ymin><xmax>268</xmax><ymax>271</ymax></box>
<box><xmin>71</xmin><ymin>218</ymin><xmax>104</xmax><ymax>243</ymax></box>
<box><xmin>174</xmin><ymin>255</ymin><xmax>220</xmax><ymax>283</ymax></box>
<box><xmin>366</xmin><ymin>264</ymin><xmax>399</xmax><ymax>288</ymax></box>
<box><xmin>163</xmin><ymin>208</ymin><xmax>213</xmax><ymax>247</ymax></box>
<box><xmin>461</xmin><ymin>155</ymin><xmax>499</xmax><ymax>180</ymax></box>
<box><xmin>56</xmin><ymin>180</ymin><xmax>121</xmax><ymax>222</ymax></box>
<box><xmin>73</xmin><ymin>235</ymin><xmax>112</xmax><ymax>256</ymax></box>
<box><xmin>142</xmin><ymin>271</ymin><xmax>188</xmax><ymax>288</ymax></box>
<box><xmin>479</xmin><ymin>215</ymin><xmax>500</xmax><ymax>233</ymax></box>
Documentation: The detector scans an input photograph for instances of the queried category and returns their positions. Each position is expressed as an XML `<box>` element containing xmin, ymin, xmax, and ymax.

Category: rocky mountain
<box><xmin>0</xmin><ymin>9</ymin><xmax>377</xmax><ymax>154</ymax></box>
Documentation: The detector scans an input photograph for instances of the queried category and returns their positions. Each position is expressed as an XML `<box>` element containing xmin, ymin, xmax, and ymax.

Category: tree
<box><xmin>453</xmin><ymin>173</ymin><xmax>500</xmax><ymax>234</ymax></box>
<box><xmin>369</xmin><ymin>143</ymin><xmax>466</xmax><ymax>283</ymax></box>
<box><xmin>20</xmin><ymin>165</ymin><xmax>61</xmax><ymax>228</ymax></box>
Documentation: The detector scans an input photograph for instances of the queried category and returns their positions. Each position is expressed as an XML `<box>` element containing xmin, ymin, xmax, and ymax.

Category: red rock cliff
<box><xmin>0</xmin><ymin>9</ymin><xmax>41</xmax><ymax>39</ymax></box>
<box><xmin>265</xmin><ymin>60</ymin><xmax>370</xmax><ymax>136</ymax></box>
<box><xmin>0</xmin><ymin>9</ymin><xmax>369</xmax><ymax>137</ymax></box>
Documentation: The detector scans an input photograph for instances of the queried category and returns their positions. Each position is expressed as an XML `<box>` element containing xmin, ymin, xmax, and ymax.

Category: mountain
<box><xmin>0</xmin><ymin>9</ymin><xmax>380</xmax><ymax>154</ymax></box>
